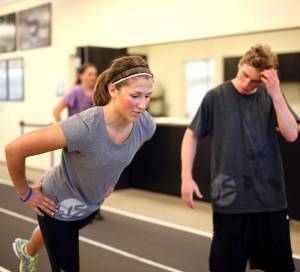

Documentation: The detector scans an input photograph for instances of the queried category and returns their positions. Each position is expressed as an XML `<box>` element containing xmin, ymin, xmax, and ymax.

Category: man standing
<box><xmin>181</xmin><ymin>44</ymin><xmax>298</xmax><ymax>272</ymax></box>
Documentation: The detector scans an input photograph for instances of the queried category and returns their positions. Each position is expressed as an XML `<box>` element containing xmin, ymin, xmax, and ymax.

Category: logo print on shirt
<box><xmin>211</xmin><ymin>174</ymin><xmax>237</xmax><ymax>207</ymax></box>
<box><xmin>58</xmin><ymin>198</ymin><xmax>88</xmax><ymax>219</ymax></box>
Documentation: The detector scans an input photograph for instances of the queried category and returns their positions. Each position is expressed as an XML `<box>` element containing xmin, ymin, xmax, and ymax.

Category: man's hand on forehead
<box><xmin>260</xmin><ymin>68</ymin><xmax>278</xmax><ymax>78</ymax></box>
<box><xmin>260</xmin><ymin>68</ymin><xmax>281</xmax><ymax>98</ymax></box>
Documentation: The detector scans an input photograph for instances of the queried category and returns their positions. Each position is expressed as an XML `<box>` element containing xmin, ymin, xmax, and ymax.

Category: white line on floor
<box><xmin>104</xmin><ymin>206</ymin><xmax>300</xmax><ymax>260</ymax></box>
<box><xmin>79</xmin><ymin>236</ymin><xmax>182</xmax><ymax>272</ymax></box>
<box><xmin>102</xmin><ymin>205</ymin><xmax>213</xmax><ymax>238</ymax></box>
<box><xmin>1</xmin><ymin>179</ymin><xmax>299</xmax><ymax>261</ymax></box>
<box><xmin>0</xmin><ymin>206</ymin><xmax>183</xmax><ymax>272</ymax></box>
<box><xmin>0</xmin><ymin>207</ymin><xmax>37</xmax><ymax>224</ymax></box>
<box><xmin>0</xmin><ymin>266</ymin><xmax>11</xmax><ymax>272</ymax></box>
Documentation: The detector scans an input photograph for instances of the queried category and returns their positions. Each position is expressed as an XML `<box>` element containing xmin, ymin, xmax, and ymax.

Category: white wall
<box><xmin>1</xmin><ymin>0</ymin><xmax>300</xmax><ymax>170</ymax></box>
<box><xmin>2</xmin><ymin>0</ymin><xmax>300</xmax><ymax>47</ymax></box>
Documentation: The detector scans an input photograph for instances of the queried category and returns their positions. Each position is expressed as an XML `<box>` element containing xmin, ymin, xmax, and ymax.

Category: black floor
<box><xmin>0</xmin><ymin>183</ymin><xmax>299</xmax><ymax>272</ymax></box>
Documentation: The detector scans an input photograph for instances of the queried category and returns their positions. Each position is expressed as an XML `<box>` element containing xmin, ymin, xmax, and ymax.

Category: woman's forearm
<box><xmin>5</xmin><ymin>142</ymin><xmax>30</xmax><ymax>197</ymax></box>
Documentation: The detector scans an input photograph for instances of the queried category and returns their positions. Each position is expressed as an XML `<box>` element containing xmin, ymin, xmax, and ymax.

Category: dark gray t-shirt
<box><xmin>41</xmin><ymin>106</ymin><xmax>156</xmax><ymax>221</ymax></box>
<box><xmin>189</xmin><ymin>81</ymin><xmax>288</xmax><ymax>214</ymax></box>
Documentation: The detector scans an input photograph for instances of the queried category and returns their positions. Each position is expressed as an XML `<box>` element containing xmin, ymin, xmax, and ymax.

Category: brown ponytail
<box><xmin>93</xmin><ymin>56</ymin><xmax>153</xmax><ymax>106</ymax></box>
<box><xmin>93</xmin><ymin>70</ymin><xmax>111</xmax><ymax>106</ymax></box>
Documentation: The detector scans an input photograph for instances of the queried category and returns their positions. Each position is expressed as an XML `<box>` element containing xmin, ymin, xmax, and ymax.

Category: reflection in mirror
<box><xmin>128</xmin><ymin>27</ymin><xmax>300</xmax><ymax>119</ymax></box>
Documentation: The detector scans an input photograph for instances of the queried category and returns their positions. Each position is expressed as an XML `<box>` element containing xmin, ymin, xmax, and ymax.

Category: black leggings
<box><xmin>38</xmin><ymin>210</ymin><xmax>98</xmax><ymax>272</ymax></box>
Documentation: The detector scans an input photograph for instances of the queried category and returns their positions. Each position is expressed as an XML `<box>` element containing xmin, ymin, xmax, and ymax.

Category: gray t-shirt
<box><xmin>41</xmin><ymin>106</ymin><xmax>156</xmax><ymax>221</ymax></box>
<box><xmin>189</xmin><ymin>81</ymin><xmax>289</xmax><ymax>214</ymax></box>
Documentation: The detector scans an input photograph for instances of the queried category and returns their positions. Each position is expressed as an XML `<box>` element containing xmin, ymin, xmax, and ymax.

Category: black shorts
<box><xmin>38</xmin><ymin>210</ymin><xmax>99</xmax><ymax>272</ymax></box>
<box><xmin>209</xmin><ymin>209</ymin><xmax>295</xmax><ymax>272</ymax></box>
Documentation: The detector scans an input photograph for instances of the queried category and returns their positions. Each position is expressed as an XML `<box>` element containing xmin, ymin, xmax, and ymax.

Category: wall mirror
<box><xmin>127</xmin><ymin>27</ymin><xmax>300</xmax><ymax>119</ymax></box>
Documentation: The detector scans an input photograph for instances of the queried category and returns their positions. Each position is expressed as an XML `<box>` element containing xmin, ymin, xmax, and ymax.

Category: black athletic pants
<box><xmin>209</xmin><ymin>209</ymin><xmax>295</xmax><ymax>272</ymax></box>
<box><xmin>38</xmin><ymin>210</ymin><xmax>98</xmax><ymax>272</ymax></box>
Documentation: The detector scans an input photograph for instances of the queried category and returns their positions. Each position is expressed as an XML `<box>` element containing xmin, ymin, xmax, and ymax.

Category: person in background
<box><xmin>6</xmin><ymin>55</ymin><xmax>156</xmax><ymax>272</ymax></box>
<box><xmin>52</xmin><ymin>63</ymin><xmax>97</xmax><ymax>122</ymax></box>
<box><xmin>181</xmin><ymin>44</ymin><xmax>298</xmax><ymax>272</ymax></box>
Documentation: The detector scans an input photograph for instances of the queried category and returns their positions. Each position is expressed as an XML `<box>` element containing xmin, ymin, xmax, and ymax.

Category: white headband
<box><xmin>112</xmin><ymin>73</ymin><xmax>152</xmax><ymax>85</ymax></box>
